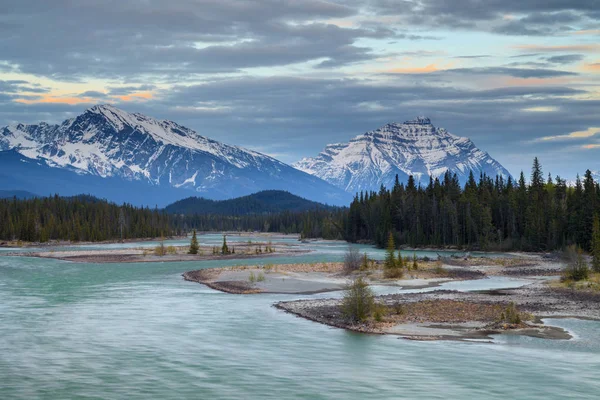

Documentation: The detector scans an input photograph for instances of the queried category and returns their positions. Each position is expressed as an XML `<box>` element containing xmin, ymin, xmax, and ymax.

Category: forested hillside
<box><xmin>0</xmin><ymin>195</ymin><xmax>172</xmax><ymax>242</ymax></box>
<box><xmin>0</xmin><ymin>194</ymin><xmax>342</xmax><ymax>243</ymax></box>
<box><xmin>343</xmin><ymin>158</ymin><xmax>600</xmax><ymax>252</ymax></box>
<box><xmin>165</xmin><ymin>190</ymin><xmax>332</xmax><ymax>215</ymax></box>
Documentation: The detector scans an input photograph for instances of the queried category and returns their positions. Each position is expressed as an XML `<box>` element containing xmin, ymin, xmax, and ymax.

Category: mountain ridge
<box><xmin>0</xmin><ymin>105</ymin><xmax>350</xmax><ymax>206</ymax></box>
<box><xmin>293</xmin><ymin>117</ymin><xmax>511</xmax><ymax>193</ymax></box>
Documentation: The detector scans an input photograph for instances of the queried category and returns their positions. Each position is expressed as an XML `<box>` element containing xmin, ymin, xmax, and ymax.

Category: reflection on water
<box><xmin>1</xmin><ymin>234</ymin><xmax>599</xmax><ymax>399</ymax></box>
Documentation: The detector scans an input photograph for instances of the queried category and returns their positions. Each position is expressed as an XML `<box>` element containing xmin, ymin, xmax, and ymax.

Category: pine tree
<box><xmin>397</xmin><ymin>250</ymin><xmax>404</xmax><ymax>268</ymax></box>
<box><xmin>592</xmin><ymin>214</ymin><xmax>600</xmax><ymax>273</ymax></box>
<box><xmin>384</xmin><ymin>232</ymin><xmax>402</xmax><ymax>278</ymax></box>
<box><xmin>412</xmin><ymin>253</ymin><xmax>418</xmax><ymax>270</ymax></box>
<box><xmin>188</xmin><ymin>229</ymin><xmax>199</xmax><ymax>254</ymax></box>
<box><xmin>221</xmin><ymin>234</ymin><xmax>229</xmax><ymax>255</ymax></box>
<box><xmin>384</xmin><ymin>232</ymin><xmax>396</xmax><ymax>270</ymax></box>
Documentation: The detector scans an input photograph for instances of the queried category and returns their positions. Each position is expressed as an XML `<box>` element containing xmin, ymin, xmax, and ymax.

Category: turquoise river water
<box><xmin>1</xmin><ymin>234</ymin><xmax>599</xmax><ymax>399</ymax></box>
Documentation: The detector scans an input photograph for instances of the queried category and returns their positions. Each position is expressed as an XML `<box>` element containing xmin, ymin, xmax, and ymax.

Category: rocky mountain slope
<box><xmin>294</xmin><ymin>117</ymin><xmax>511</xmax><ymax>193</ymax></box>
<box><xmin>0</xmin><ymin>105</ymin><xmax>349</xmax><ymax>206</ymax></box>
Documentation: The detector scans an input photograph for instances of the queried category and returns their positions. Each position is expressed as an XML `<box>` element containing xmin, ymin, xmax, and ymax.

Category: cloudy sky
<box><xmin>1</xmin><ymin>0</ymin><xmax>599</xmax><ymax>179</ymax></box>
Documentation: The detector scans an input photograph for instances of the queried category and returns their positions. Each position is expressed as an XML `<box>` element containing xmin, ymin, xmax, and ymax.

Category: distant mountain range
<box><xmin>0</xmin><ymin>190</ymin><xmax>38</xmax><ymax>199</ymax></box>
<box><xmin>0</xmin><ymin>105</ymin><xmax>350</xmax><ymax>206</ymax></box>
<box><xmin>165</xmin><ymin>190</ymin><xmax>333</xmax><ymax>215</ymax></box>
<box><xmin>294</xmin><ymin>117</ymin><xmax>511</xmax><ymax>193</ymax></box>
<box><xmin>1</xmin><ymin>106</ymin><xmax>514</xmax><ymax>206</ymax></box>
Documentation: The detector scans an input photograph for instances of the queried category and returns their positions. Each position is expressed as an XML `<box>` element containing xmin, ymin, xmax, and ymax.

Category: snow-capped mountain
<box><xmin>0</xmin><ymin>105</ymin><xmax>349</xmax><ymax>206</ymax></box>
<box><xmin>293</xmin><ymin>117</ymin><xmax>511</xmax><ymax>193</ymax></box>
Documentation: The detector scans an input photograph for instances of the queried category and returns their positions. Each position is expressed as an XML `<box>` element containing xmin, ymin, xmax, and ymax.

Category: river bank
<box><xmin>275</xmin><ymin>281</ymin><xmax>600</xmax><ymax>341</ymax></box>
<box><xmin>0</xmin><ymin>235</ymin><xmax>306</xmax><ymax>263</ymax></box>
<box><xmin>182</xmin><ymin>257</ymin><xmax>494</xmax><ymax>295</ymax></box>
<box><xmin>183</xmin><ymin>252</ymin><xmax>564</xmax><ymax>295</ymax></box>
<box><xmin>182</xmin><ymin>251</ymin><xmax>600</xmax><ymax>342</ymax></box>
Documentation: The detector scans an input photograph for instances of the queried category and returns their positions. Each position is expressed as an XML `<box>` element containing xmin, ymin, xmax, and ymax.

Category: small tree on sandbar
<box><xmin>188</xmin><ymin>229</ymin><xmax>199</xmax><ymax>254</ymax></box>
<box><xmin>384</xmin><ymin>232</ymin><xmax>403</xmax><ymax>278</ymax></box>
<box><xmin>221</xmin><ymin>234</ymin><xmax>230</xmax><ymax>255</ymax></box>
<box><xmin>341</xmin><ymin>277</ymin><xmax>375</xmax><ymax>322</ymax></box>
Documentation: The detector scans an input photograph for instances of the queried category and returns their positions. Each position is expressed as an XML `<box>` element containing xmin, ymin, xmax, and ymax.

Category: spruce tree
<box><xmin>397</xmin><ymin>250</ymin><xmax>404</xmax><ymax>268</ymax></box>
<box><xmin>384</xmin><ymin>232</ymin><xmax>396</xmax><ymax>270</ymax></box>
<box><xmin>221</xmin><ymin>234</ymin><xmax>229</xmax><ymax>255</ymax></box>
<box><xmin>384</xmin><ymin>232</ymin><xmax>402</xmax><ymax>278</ymax></box>
<box><xmin>188</xmin><ymin>229</ymin><xmax>199</xmax><ymax>254</ymax></box>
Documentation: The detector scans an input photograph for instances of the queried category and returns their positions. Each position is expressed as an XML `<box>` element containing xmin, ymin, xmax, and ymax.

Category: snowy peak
<box><xmin>293</xmin><ymin>117</ymin><xmax>511</xmax><ymax>194</ymax></box>
<box><xmin>0</xmin><ymin>105</ymin><xmax>350</xmax><ymax>205</ymax></box>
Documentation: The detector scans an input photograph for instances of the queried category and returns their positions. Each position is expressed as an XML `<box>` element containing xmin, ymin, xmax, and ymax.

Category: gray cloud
<box><xmin>80</xmin><ymin>91</ymin><xmax>107</xmax><ymax>98</ymax></box>
<box><xmin>0</xmin><ymin>1</ymin><xmax>389</xmax><ymax>80</ymax></box>
<box><xmin>545</xmin><ymin>54</ymin><xmax>585</xmax><ymax>64</ymax></box>
<box><xmin>0</xmin><ymin>80</ymin><xmax>50</xmax><ymax>94</ymax></box>
<box><xmin>348</xmin><ymin>0</ymin><xmax>599</xmax><ymax>36</ymax></box>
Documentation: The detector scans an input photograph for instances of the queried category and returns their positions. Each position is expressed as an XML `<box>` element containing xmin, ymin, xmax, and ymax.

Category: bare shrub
<box><xmin>562</xmin><ymin>245</ymin><xmax>590</xmax><ymax>282</ymax></box>
<box><xmin>343</xmin><ymin>246</ymin><xmax>362</xmax><ymax>274</ymax></box>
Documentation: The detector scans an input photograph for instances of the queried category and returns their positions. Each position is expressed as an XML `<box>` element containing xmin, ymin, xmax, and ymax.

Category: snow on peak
<box><xmin>293</xmin><ymin>118</ymin><xmax>511</xmax><ymax>193</ymax></box>
<box><xmin>0</xmin><ymin>104</ymin><xmax>290</xmax><ymax>185</ymax></box>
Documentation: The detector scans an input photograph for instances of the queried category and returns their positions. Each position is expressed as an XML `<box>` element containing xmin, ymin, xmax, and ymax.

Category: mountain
<box><xmin>294</xmin><ymin>117</ymin><xmax>511</xmax><ymax>193</ymax></box>
<box><xmin>165</xmin><ymin>190</ymin><xmax>333</xmax><ymax>215</ymax></box>
<box><xmin>0</xmin><ymin>189</ymin><xmax>38</xmax><ymax>199</ymax></box>
<box><xmin>0</xmin><ymin>105</ymin><xmax>350</xmax><ymax>206</ymax></box>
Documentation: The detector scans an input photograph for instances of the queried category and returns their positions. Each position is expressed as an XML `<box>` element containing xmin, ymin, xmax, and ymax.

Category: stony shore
<box><xmin>181</xmin><ymin>252</ymin><xmax>600</xmax><ymax>341</ymax></box>
<box><xmin>275</xmin><ymin>281</ymin><xmax>600</xmax><ymax>341</ymax></box>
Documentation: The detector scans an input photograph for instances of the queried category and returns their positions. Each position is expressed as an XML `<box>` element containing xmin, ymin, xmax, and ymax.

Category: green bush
<box><xmin>372</xmin><ymin>303</ymin><xmax>387</xmax><ymax>322</ymax></box>
<box><xmin>340</xmin><ymin>277</ymin><xmax>375</xmax><ymax>322</ymax></box>
<box><xmin>498</xmin><ymin>302</ymin><xmax>523</xmax><ymax>325</ymax></box>
<box><xmin>154</xmin><ymin>243</ymin><xmax>166</xmax><ymax>256</ymax></box>
<box><xmin>166</xmin><ymin>245</ymin><xmax>177</xmax><ymax>255</ymax></box>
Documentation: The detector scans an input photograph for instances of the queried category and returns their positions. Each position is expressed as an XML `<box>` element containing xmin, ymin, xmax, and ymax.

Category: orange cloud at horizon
<box><xmin>15</xmin><ymin>91</ymin><xmax>153</xmax><ymax>105</ymax></box>
<box><xmin>583</xmin><ymin>62</ymin><xmax>600</xmax><ymax>72</ymax></box>
<box><xmin>386</xmin><ymin>64</ymin><xmax>441</xmax><ymax>74</ymax></box>
<box><xmin>583</xmin><ymin>144</ymin><xmax>600</xmax><ymax>149</ymax></box>
<box><xmin>15</xmin><ymin>95</ymin><xmax>96</xmax><ymax>105</ymax></box>
<box><xmin>116</xmin><ymin>92</ymin><xmax>153</xmax><ymax>101</ymax></box>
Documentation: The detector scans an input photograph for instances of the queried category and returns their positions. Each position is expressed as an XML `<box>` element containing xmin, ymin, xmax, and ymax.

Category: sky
<box><xmin>0</xmin><ymin>0</ymin><xmax>599</xmax><ymax>179</ymax></box>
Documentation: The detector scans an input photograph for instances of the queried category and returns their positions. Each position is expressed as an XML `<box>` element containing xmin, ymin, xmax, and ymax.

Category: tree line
<box><xmin>2</xmin><ymin>157</ymin><xmax>599</xmax><ymax>256</ymax></box>
<box><xmin>342</xmin><ymin>158</ymin><xmax>600</xmax><ymax>252</ymax></box>
<box><xmin>0</xmin><ymin>195</ymin><xmax>342</xmax><ymax>243</ymax></box>
<box><xmin>0</xmin><ymin>195</ymin><xmax>172</xmax><ymax>242</ymax></box>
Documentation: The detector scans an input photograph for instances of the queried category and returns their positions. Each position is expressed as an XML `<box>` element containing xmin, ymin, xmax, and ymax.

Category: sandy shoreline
<box><xmin>181</xmin><ymin>258</ymin><xmax>495</xmax><ymax>295</ymax></box>
<box><xmin>0</xmin><ymin>237</ymin><xmax>306</xmax><ymax>263</ymax></box>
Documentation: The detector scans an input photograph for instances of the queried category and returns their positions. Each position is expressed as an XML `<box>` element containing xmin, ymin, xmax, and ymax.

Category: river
<box><xmin>1</xmin><ymin>234</ymin><xmax>599</xmax><ymax>399</ymax></box>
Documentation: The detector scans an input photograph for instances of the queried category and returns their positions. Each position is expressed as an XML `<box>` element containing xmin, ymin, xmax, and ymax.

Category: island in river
<box><xmin>185</xmin><ymin>252</ymin><xmax>600</xmax><ymax>341</ymax></box>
